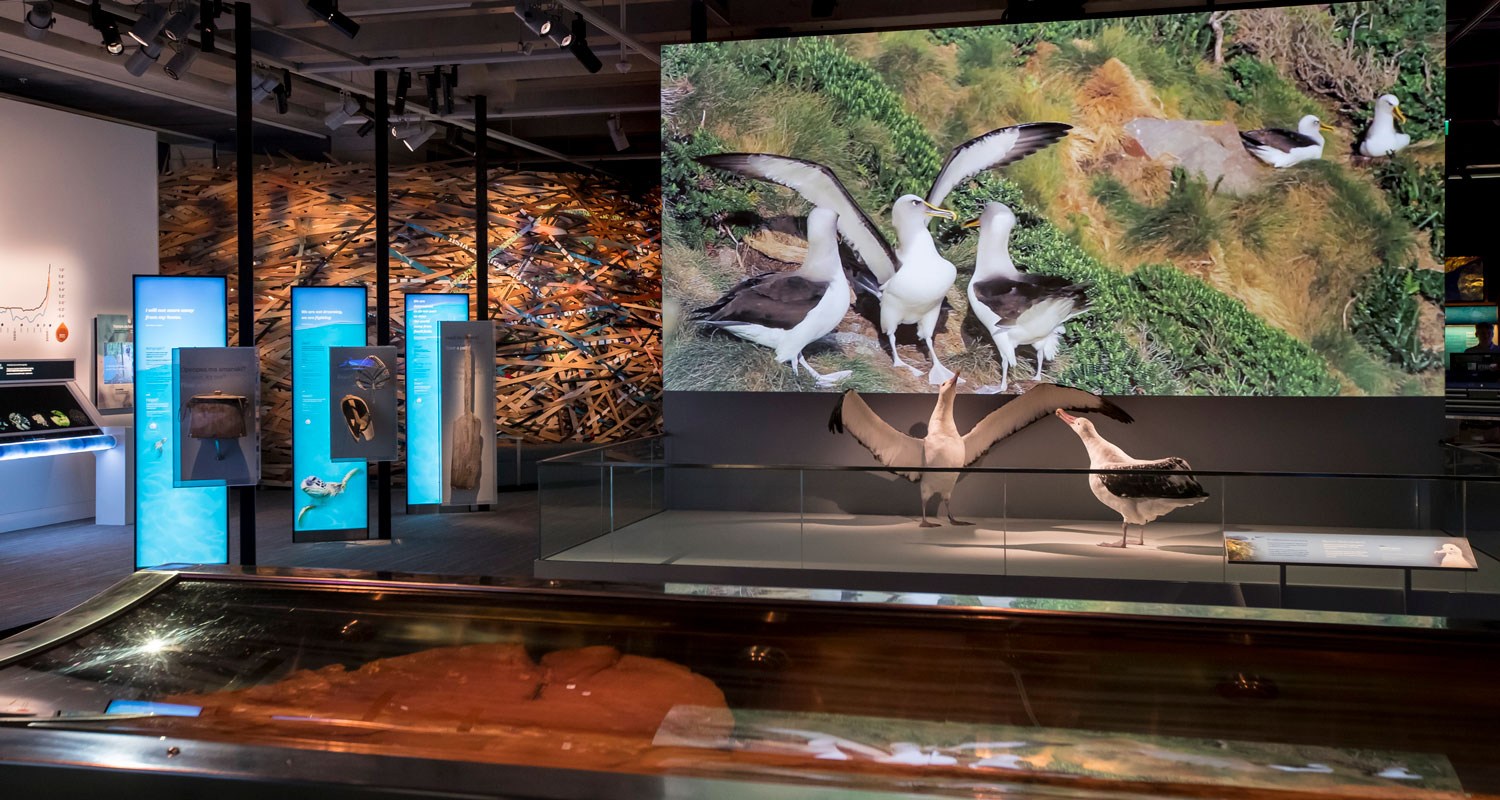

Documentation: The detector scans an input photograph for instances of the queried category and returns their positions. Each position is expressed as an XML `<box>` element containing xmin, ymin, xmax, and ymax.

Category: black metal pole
<box><xmin>475</xmin><ymin>95</ymin><xmax>488</xmax><ymax>321</ymax></box>
<box><xmin>375</xmin><ymin>70</ymin><xmax>393</xmax><ymax>540</ymax></box>
<box><xmin>233</xmin><ymin>1</ymin><xmax>257</xmax><ymax>566</ymax></box>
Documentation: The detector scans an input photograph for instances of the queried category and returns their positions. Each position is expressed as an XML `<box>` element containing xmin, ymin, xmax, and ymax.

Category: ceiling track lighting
<box><xmin>127</xmin><ymin>2</ymin><xmax>168</xmax><ymax>48</ymax></box>
<box><xmin>162</xmin><ymin>43</ymin><xmax>199</xmax><ymax>80</ymax></box>
<box><xmin>391</xmin><ymin>121</ymin><xmax>437</xmax><ymax>152</ymax></box>
<box><xmin>324</xmin><ymin>93</ymin><xmax>362</xmax><ymax>130</ymax></box>
<box><xmin>305</xmin><ymin>0</ymin><xmax>359</xmax><ymax>39</ymax></box>
<box><xmin>444</xmin><ymin>66</ymin><xmax>457</xmax><ymax>115</ymax></box>
<box><xmin>125</xmin><ymin>39</ymin><xmax>163</xmax><ymax>76</ymax></box>
<box><xmin>161</xmin><ymin>3</ymin><xmax>199</xmax><ymax>42</ymax></box>
<box><xmin>89</xmin><ymin>1</ymin><xmax>124</xmax><ymax>55</ymax></box>
<box><xmin>356</xmin><ymin>117</ymin><xmax>375</xmax><ymax>137</ymax></box>
<box><xmin>23</xmin><ymin>1</ymin><xmax>54</xmax><ymax>42</ymax></box>
<box><xmin>424</xmin><ymin>70</ymin><xmax>440</xmax><ymax>114</ymax></box>
<box><xmin>513</xmin><ymin>0</ymin><xmax>549</xmax><ymax>37</ymax></box>
<box><xmin>568</xmin><ymin>14</ymin><xmax>602</xmax><ymax>74</ymax></box>
<box><xmin>606</xmin><ymin>115</ymin><xmax>628</xmax><ymax>152</ymax></box>
<box><xmin>199</xmin><ymin>0</ymin><xmax>220</xmax><ymax>53</ymax></box>
<box><xmin>394</xmin><ymin>68</ymin><xmax>411</xmax><ymax>115</ymax></box>
<box><xmin>272</xmin><ymin>69</ymin><xmax>292</xmax><ymax>114</ymax></box>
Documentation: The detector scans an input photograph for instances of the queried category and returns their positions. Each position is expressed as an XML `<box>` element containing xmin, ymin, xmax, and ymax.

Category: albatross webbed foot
<box><xmin>948</xmin><ymin>517</ymin><xmax>974</xmax><ymax>526</ymax></box>
<box><xmin>815</xmin><ymin>370</ymin><xmax>853</xmax><ymax>387</ymax></box>
<box><xmin>973</xmin><ymin>384</ymin><xmax>1005</xmax><ymax>395</ymax></box>
<box><xmin>919</xmin><ymin>520</ymin><xmax>941</xmax><ymax>528</ymax></box>
<box><xmin>1097</xmin><ymin>539</ymin><xmax>1128</xmax><ymax>548</ymax></box>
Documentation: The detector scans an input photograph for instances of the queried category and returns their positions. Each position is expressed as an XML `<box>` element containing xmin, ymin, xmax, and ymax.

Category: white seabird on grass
<box><xmin>963</xmin><ymin>202</ymin><xmax>1091</xmax><ymax>393</ymax></box>
<box><xmin>829</xmin><ymin>378</ymin><xmax>1130</xmax><ymax>527</ymax></box>
<box><xmin>1240</xmin><ymin>114</ymin><xmax>1335</xmax><ymax>168</ymax></box>
<box><xmin>1054</xmin><ymin>410</ymin><xmax>1208</xmax><ymax>548</ymax></box>
<box><xmin>691</xmin><ymin>207</ymin><xmax>853</xmax><ymax>387</ymax></box>
<box><xmin>1359</xmin><ymin>94</ymin><xmax>1410</xmax><ymax>157</ymax></box>
<box><xmin>698</xmin><ymin>122</ymin><xmax>1070</xmax><ymax>385</ymax></box>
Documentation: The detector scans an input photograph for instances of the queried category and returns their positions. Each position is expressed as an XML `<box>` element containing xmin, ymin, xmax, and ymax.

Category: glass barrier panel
<box><xmin>537</xmin><ymin>446</ymin><xmax>609</xmax><ymax>559</ymax></box>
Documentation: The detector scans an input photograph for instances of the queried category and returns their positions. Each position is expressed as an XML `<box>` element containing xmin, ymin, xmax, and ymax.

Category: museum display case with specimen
<box><xmin>0</xmin><ymin>566</ymin><xmax>1495</xmax><ymax>799</ymax></box>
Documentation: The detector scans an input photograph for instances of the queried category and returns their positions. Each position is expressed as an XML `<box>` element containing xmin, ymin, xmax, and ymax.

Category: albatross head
<box><xmin>1054</xmin><ymin>409</ymin><xmax>1096</xmax><ymax>437</ymax></box>
<box><xmin>962</xmin><ymin>202</ymin><xmax>1017</xmax><ymax>234</ymax></box>
<box><xmin>1437</xmin><ymin>543</ymin><xmax>1462</xmax><ymax>557</ymax></box>
<box><xmin>892</xmin><ymin>194</ymin><xmax>956</xmax><ymax>237</ymax></box>
<box><xmin>938</xmin><ymin>369</ymin><xmax>962</xmax><ymax>396</ymax></box>
<box><xmin>1298</xmin><ymin>114</ymin><xmax>1335</xmax><ymax>138</ymax></box>
<box><xmin>1376</xmin><ymin>94</ymin><xmax>1406</xmax><ymax>123</ymax></box>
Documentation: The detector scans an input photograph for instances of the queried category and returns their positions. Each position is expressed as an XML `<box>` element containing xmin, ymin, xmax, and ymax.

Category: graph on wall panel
<box><xmin>0</xmin><ymin>264</ymin><xmax>68</xmax><ymax>343</ymax></box>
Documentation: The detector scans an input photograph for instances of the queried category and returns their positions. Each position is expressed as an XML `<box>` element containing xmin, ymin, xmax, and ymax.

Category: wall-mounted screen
<box><xmin>662</xmin><ymin>4</ymin><xmax>1445</xmax><ymax>396</ymax></box>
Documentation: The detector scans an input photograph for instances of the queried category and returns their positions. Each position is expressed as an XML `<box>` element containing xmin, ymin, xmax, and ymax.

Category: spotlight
<box><xmin>161</xmin><ymin>3</ymin><xmax>198</xmax><ymax>42</ymax></box>
<box><xmin>199</xmin><ymin>0</ymin><xmax>219</xmax><ymax>53</ymax></box>
<box><xmin>324</xmin><ymin>93</ymin><xmax>361</xmax><ymax>130</ymax></box>
<box><xmin>547</xmin><ymin>15</ymin><xmax>571</xmax><ymax>47</ymax></box>
<box><xmin>23</xmin><ymin>2</ymin><xmax>54</xmax><ymax>42</ymax></box>
<box><xmin>233</xmin><ymin>68</ymin><xmax>281</xmax><ymax>104</ymax></box>
<box><xmin>519</xmin><ymin>39</ymin><xmax>535</xmax><ymax>56</ymax></box>
<box><xmin>513</xmin><ymin>0</ymin><xmax>548</xmax><ymax>36</ymax></box>
<box><xmin>392</xmin><ymin>121</ymin><xmax>437</xmax><ymax>151</ymax></box>
<box><xmin>162</xmin><ymin>43</ymin><xmax>198</xmax><ymax>80</ymax></box>
<box><xmin>304</xmin><ymin>0</ymin><xmax>359</xmax><ymax>39</ymax></box>
<box><xmin>272</xmin><ymin>69</ymin><xmax>292</xmax><ymax>114</ymax></box>
<box><xmin>90</xmin><ymin>1</ymin><xmax>124</xmax><ymax>55</ymax></box>
<box><xmin>125</xmin><ymin>39</ymin><xmax>163</xmax><ymax>77</ymax></box>
<box><xmin>394</xmin><ymin>68</ymin><xmax>411</xmax><ymax>114</ymax></box>
<box><xmin>567</xmin><ymin>15</ymin><xmax>601</xmax><ymax>74</ymax></box>
<box><xmin>424</xmin><ymin>70</ymin><xmax>440</xmax><ymax>114</ymax></box>
<box><xmin>444</xmin><ymin>65</ymin><xmax>457</xmax><ymax>115</ymax></box>
<box><xmin>607</xmin><ymin>115</ymin><xmax>629</xmax><ymax>151</ymax></box>
<box><xmin>127</xmin><ymin>2</ymin><xmax>168</xmax><ymax>48</ymax></box>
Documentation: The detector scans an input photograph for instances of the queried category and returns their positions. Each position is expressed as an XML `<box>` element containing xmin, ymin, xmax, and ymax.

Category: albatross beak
<box><xmin>922</xmin><ymin>200</ymin><xmax>957</xmax><ymax>221</ymax></box>
<box><xmin>1055</xmin><ymin>409</ymin><xmax>1078</xmax><ymax>424</ymax></box>
<box><xmin>1393</xmin><ymin>105</ymin><xmax>1407</xmax><ymax>124</ymax></box>
<box><xmin>1319</xmin><ymin>122</ymin><xmax>1336</xmax><ymax>132</ymax></box>
<box><xmin>961</xmin><ymin>218</ymin><xmax>982</xmax><ymax>229</ymax></box>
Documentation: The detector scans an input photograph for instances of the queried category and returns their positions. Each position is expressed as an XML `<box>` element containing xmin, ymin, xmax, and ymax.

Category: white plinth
<box><xmin>95</xmin><ymin>425</ymin><xmax>133</xmax><ymax>526</ymax></box>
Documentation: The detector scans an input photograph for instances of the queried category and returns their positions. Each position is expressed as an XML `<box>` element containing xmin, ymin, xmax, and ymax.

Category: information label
<box><xmin>292</xmin><ymin>287</ymin><xmax>367</xmax><ymax>537</ymax></box>
<box><xmin>404</xmin><ymin>293</ymin><xmax>468</xmax><ymax>506</ymax></box>
<box><xmin>134</xmin><ymin>276</ymin><xmax>227</xmax><ymax>568</ymax></box>
<box><xmin>1225</xmin><ymin>532</ymin><xmax>1479</xmax><ymax>570</ymax></box>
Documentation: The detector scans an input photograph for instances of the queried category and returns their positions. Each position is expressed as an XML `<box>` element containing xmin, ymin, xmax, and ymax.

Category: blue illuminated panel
<box><xmin>106</xmin><ymin>700</ymin><xmax>202</xmax><ymax>717</ymax></box>
<box><xmin>134</xmin><ymin>276</ymin><xmax>228</xmax><ymax>569</ymax></box>
<box><xmin>292</xmin><ymin>287</ymin><xmax>368</xmax><ymax>535</ymax></box>
<box><xmin>0</xmin><ymin>433</ymin><xmax>116</xmax><ymax>462</ymax></box>
<box><xmin>404</xmin><ymin>293</ymin><xmax>468</xmax><ymax>506</ymax></box>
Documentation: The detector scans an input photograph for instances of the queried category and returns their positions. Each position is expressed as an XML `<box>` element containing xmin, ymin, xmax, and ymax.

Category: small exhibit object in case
<box><xmin>173</xmin><ymin>347</ymin><xmax>260</xmax><ymax>487</ymax></box>
<box><xmin>329</xmin><ymin>346</ymin><xmax>397</xmax><ymax>463</ymax></box>
<box><xmin>440</xmin><ymin>320</ymin><xmax>496</xmax><ymax>505</ymax></box>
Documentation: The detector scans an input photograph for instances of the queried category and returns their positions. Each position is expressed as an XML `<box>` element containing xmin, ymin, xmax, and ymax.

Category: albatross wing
<box><xmin>1239</xmin><ymin>127</ymin><xmax>1319</xmax><ymax>152</ymax></box>
<box><xmin>962</xmin><ymin>384</ymin><xmax>1132</xmax><ymax>466</ymax></box>
<box><xmin>693</xmin><ymin>272</ymin><xmax>830</xmax><ymax>330</ymax></box>
<box><xmin>927</xmin><ymin>122</ymin><xmax>1072</xmax><ymax>209</ymax></box>
<box><xmin>971</xmin><ymin>275</ymin><xmax>1090</xmax><ymax>329</ymax></box>
<box><xmin>1098</xmin><ymin>457</ymin><xmax>1209</xmax><ymax>499</ymax></box>
<box><xmin>696</xmin><ymin>154</ymin><xmax>898</xmax><ymax>282</ymax></box>
<box><xmin>829</xmin><ymin>390</ymin><xmax>923</xmax><ymax>481</ymax></box>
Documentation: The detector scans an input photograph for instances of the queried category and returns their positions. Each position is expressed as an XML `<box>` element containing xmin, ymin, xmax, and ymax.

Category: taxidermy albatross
<box><xmin>1359</xmin><ymin>94</ymin><xmax>1410</xmax><ymax>157</ymax></box>
<box><xmin>964</xmin><ymin>202</ymin><xmax>1091</xmax><ymax>393</ymax></box>
<box><xmin>698</xmin><ymin>122</ymin><xmax>1070</xmax><ymax>385</ymax></box>
<box><xmin>829</xmin><ymin>377</ymin><xmax>1131</xmax><ymax>527</ymax></box>
<box><xmin>1240</xmin><ymin>114</ymin><xmax>1335</xmax><ymax>168</ymax></box>
<box><xmin>691</xmin><ymin>207</ymin><xmax>853</xmax><ymax>386</ymax></box>
<box><xmin>1054</xmin><ymin>410</ymin><xmax>1208</xmax><ymax>548</ymax></box>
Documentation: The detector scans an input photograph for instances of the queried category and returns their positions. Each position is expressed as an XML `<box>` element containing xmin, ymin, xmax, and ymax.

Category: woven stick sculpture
<box><xmin>159</xmin><ymin>158</ymin><xmax>662</xmax><ymax>486</ymax></box>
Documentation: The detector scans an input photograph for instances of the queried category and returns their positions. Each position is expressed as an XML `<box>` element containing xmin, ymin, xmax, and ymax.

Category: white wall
<box><xmin>0</xmin><ymin>97</ymin><xmax>158</xmax><ymax>531</ymax></box>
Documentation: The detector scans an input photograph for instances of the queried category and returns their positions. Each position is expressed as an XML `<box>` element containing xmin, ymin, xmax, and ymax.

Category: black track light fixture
<box><xmin>305</xmin><ymin>0</ymin><xmax>359</xmax><ymax>39</ymax></box>
<box><xmin>162</xmin><ymin>3</ymin><xmax>199</xmax><ymax>42</ymax></box>
<box><xmin>568</xmin><ymin>14</ymin><xmax>601</xmax><ymax>74</ymax></box>
<box><xmin>513</xmin><ymin>0</ymin><xmax>549</xmax><ymax>37</ymax></box>
<box><xmin>272</xmin><ymin>68</ymin><xmax>292</xmax><ymax>114</ymax></box>
<box><xmin>23</xmin><ymin>1</ymin><xmax>54</xmax><ymax>42</ymax></box>
<box><xmin>424</xmin><ymin>70</ymin><xmax>440</xmax><ymax>114</ymax></box>
<box><xmin>199</xmin><ymin>0</ymin><xmax>220</xmax><ymax>53</ymax></box>
<box><xmin>444</xmin><ymin>66</ymin><xmax>458</xmax><ymax>115</ymax></box>
<box><xmin>394</xmin><ymin>68</ymin><xmax>411</xmax><ymax>115</ymax></box>
<box><xmin>356</xmin><ymin>117</ymin><xmax>376</xmax><ymax>137</ymax></box>
<box><xmin>127</xmin><ymin>2</ymin><xmax>168</xmax><ymax>48</ymax></box>
<box><xmin>89</xmin><ymin>1</ymin><xmax>124</xmax><ymax>55</ymax></box>
<box><xmin>163</xmin><ymin>43</ymin><xmax>199</xmax><ymax>80</ymax></box>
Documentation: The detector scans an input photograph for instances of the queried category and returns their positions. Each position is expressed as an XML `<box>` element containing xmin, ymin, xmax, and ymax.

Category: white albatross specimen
<box><xmin>1359</xmin><ymin>94</ymin><xmax>1410</xmax><ymax>157</ymax></box>
<box><xmin>1240</xmin><ymin>114</ymin><xmax>1335</xmax><ymax>168</ymax></box>
<box><xmin>691</xmin><ymin>207</ymin><xmax>853</xmax><ymax>386</ymax></box>
<box><xmin>698</xmin><ymin>122</ymin><xmax>1070</xmax><ymax>385</ymax></box>
<box><xmin>1054</xmin><ymin>410</ymin><xmax>1209</xmax><ymax>548</ymax></box>
<box><xmin>829</xmin><ymin>378</ymin><xmax>1131</xmax><ymax>527</ymax></box>
<box><xmin>963</xmin><ymin>202</ymin><xmax>1091</xmax><ymax>393</ymax></box>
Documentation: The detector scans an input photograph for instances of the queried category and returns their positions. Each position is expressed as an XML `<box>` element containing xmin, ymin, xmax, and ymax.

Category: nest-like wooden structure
<box><xmin>159</xmin><ymin>159</ymin><xmax>662</xmax><ymax>485</ymax></box>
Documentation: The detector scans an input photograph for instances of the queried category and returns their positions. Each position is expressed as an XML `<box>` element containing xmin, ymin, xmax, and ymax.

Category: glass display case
<box><xmin>538</xmin><ymin>439</ymin><xmax>1500</xmax><ymax>617</ymax></box>
<box><xmin>0</xmin><ymin>566</ymin><xmax>1497</xmax><ymax>799</ymax></box>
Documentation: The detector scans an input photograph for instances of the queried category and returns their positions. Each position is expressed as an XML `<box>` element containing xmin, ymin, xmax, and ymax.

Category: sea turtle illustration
<box><xmin>297</xmin><ymin>467</ymin><xmax>362</xmax><ymax>526</ymax></box>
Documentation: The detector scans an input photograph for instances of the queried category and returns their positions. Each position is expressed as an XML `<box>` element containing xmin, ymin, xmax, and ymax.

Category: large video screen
<box><xmin>662</xmin><ymin>4</ymin><xmax>1445</xmax><ymax>395</ymax></box>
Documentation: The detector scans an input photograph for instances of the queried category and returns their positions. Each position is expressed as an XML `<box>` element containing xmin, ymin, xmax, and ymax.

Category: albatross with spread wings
<box><xmin>691</xmin><ymin>207</ymin><xmax>853</xmax><ymax>387</ymax></box>
<box><xmin>829</xmin><ymin>377</ymin><xmax>1131</xmax><ymax>527</ymax></box>
<box><xmin>699</xmin><ymin>121</ymin><xmax>1070</xmax><ymax>385</ymax></box>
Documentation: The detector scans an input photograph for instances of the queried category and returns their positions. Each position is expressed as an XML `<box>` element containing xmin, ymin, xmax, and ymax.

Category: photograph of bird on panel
<box><xmin>661</xmin><ymin>3</ymin><xmax>1445</xmax><ymax>397</ymax></box>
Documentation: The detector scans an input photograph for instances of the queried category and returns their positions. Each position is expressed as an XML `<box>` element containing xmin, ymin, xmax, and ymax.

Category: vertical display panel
<box><xmin>94</xmin><ymin>314</ymin><xmax>133</xmax><ymax>412</ymax></box>
<box><xmin>292</xmin><ymin>287</ymin><xmax>368</xmax><ymax>538</ymax></box>
<box><xmin>440</xmin><ymin>320</ymin><xmax>497</xmax><ymax>506</ymax></box>
<box><xmin>133</xmin><ymin>276</ymin><xmax>227</xmax><ymax>569</ymax></box>
<box><xmin>404</xmin><ymin>293</ymin><xmax>469</xmax><ymax>506</ymax></box>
